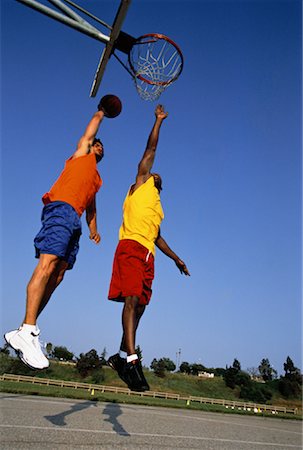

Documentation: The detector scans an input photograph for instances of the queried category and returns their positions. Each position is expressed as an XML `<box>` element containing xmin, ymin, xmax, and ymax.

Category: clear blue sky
<box><xmin>1</xmin><ymin>0</ymin><xmax>302</xmax><ymax>375</ymax></box>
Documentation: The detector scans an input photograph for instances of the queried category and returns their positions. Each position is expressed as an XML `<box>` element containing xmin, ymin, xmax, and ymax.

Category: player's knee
<box><xmin>37</xmin><ymin>255</ymin><xmax>61</xmax><ymax>278</ymax></box>
<box><xmin>124</xmin><ymin>296</ymin><xmax>139</xmax><ymax>311</ymax></box>
<box><xmin>54</xmin><ymin>263</ymin><xmax>68</xmax><ymax>286</ymax></box>
<box><xmin>56</xmin><ymin>272</ymin><xmax>65</xmax><ymax>285</ymax></box>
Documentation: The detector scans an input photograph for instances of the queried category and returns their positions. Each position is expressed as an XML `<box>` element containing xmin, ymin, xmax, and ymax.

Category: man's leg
<box><xmin>120</xmin><ymin>298</ymin><xmax>149</xmax><ymax>391</ymax></box>
<box><xmin>36</xmin><ymin>259</ymin><xmax>69</xmax><ymax>319</ymax></box>
<box><xmin>5</xmin><ymin>253</ymin><xmax>65</xmax><ymax>370</ymax></box>
<box><xmin>108</xmin><ymin>303</ymin><xmax>145</xmax><ymax>380</ymax></box>
<box><xmin>120</xmin><ymin>303</ymin><xmax>145</xmax><ymax>354</ymax></box>
<box><xmin>24</xmin><ymin>254</ymin><xmax>65</xmax><ymax>325</ymax></box>
<box><xmin>121</xmin><ymin>296</ymin><xmax>142</xmax><ymax>356</ymax></box>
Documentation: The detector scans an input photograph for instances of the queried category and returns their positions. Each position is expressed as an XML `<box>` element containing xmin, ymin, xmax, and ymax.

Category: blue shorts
<box><xmin>34</xmin><ymin>201</ymin><xmax>82</xmax><ymax>270</ymax></box>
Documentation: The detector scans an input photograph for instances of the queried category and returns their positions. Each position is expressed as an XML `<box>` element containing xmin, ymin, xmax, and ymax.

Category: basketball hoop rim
<box><xmin>128</xmin><ymin>33</ymin><xmax>184</xmax><ymax>86</ymax></box>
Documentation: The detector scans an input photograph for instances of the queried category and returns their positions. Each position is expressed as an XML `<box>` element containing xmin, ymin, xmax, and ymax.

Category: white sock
<box><xmin>127</xmin><ymin>354</ymin><xmax>138</xmax><ymax>363</ymax></box>
<box><xmin>119</xmin><ymin>350</ymin><xmax>127</xmax><ymax>359</ymax></box>
<box><xmin>22</xmin><ymin>323</ymin><xmax>38</xmax><ymax>333</ymax></box>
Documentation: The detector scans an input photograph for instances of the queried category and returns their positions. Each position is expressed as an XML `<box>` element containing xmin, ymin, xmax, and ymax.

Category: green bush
<box><xmin>240</xmin><ymin>384</ymin><xmax>272</xmax><ymax>403</ymax></box>
<box><xmin>76</xmin><ymin>349</ymin><xmax>103</xmax><ymax>377</ymax></box>
<box><xmin>223</xmin><ymin>367</ymin><xmax>239</xmax><ymax>389</ymax></box>
<box><xmin>88</xmin><ymin>369</ymin><xmax>105</xmax><ymax>385</ymax></box>
<box><xmin>0</xmin><ymin>354</ymin><xmax>43</xmax><ymax>376</ymax></box>
<box><xmin>279</xmin><ymin>378</ymin><xmax>302</xmax><ymax>399</ymax></box>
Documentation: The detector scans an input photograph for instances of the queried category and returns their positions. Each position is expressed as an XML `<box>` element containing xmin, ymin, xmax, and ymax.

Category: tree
<box><xmin>223</xmin><ymin>367</ymin><xmax>239</xmax><ymax>389</ymax></box>
<box><xmin>76</xmin><ymin>349</ymin><xmax>103</xmax><ymax>377</ymax></box>
<box><xmin>223</xmin><ymin>358</ymin><xmax>249</xmax><ymax>389</ymax></box>
<box><xmin>190</xmin><ymin>363</ymin><xmax>205</xmax><ymax>376</ymax></box>
<box><xmin>100</xmin><ymin>347</ymin><xmax>107</xmax><ymax>365</ymax></box>
<box><xmin>258</xmin><ymin>358</ymin><xmax>277</xmax><ymax>382</ymax></box>
<box><xmin>161</xmin><ymin>357</ymin><xmax>176</xmax><ymax>372</ymax></box>
<box><xmin>278</xmin><ymin>356</ymin><xmax>302</xmax><ymax>399</ymax></box>
<box><xmin>46</xmin><ymin>342</ymin><xmax>53</xmax><ymax>358</ymax></box>
<box><xmin>150</xmin><ymin>358</ymin><xmax>166</xmax><ymax>377</ymax></box>
<box><xmin>212</xmin><ymin>367</ymin><xmax>226</xmax><ymax>377</ymax></box>
<box><xmin>150</xmin><ymin>357</ymin><xmax>176</xmax><ymax>377</ymax></box>
<box><xmin>135</xmin><ymin>345</ymin><xmax>143</xmax><ymax>362</ymax></box>
<box><xmin>223</xmin><ymin>359</ymin><xmax>242</xmax><ymax>389</ymax></box>
<box><xmin>179</xmin><ymin>362</ymin><xmax>191</xmax><ymax>374</ymax></box>
<box><xmin>0</xmin><ymin>343</ymin><xmax>10</xmax><ymax>355</ymax></box>
<box><xmin>235</xmin><ymin>371</ymin><xmax>251</xmax><ymax>388</ymax></box>
<box><xmin>283</xmin><ymin>356</ymin><xmax>301</xmax><ymax>381</ymax></box>
<box><xmin>52</xmin><ymin>346</ymin><xmax>74</xmax><ymax>361</ymax></box>
<box><xmin>232</xmin><ymin>358</ymin><xmax>241</xmax><ymax>372</ymax></box>
<box><xmin>150</xmin><ymin>358</ymin><xmax>157</xmax><ymax>371</ymax></box>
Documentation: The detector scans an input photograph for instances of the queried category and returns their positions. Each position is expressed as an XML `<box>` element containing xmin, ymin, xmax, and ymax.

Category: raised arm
<box><xmin>72</xmin><ymin>109</ymin><xmax>105</xmax><ymax>159</ymax></box>
<box><xmin>134</xmin><ymin>105</ymin><xmax>168</xmax><ymax>188</ymax></box>
<box><xmin>155</xmin><ymin>232</ymin><xmax>190</xmax><ymax>276</ymax></box>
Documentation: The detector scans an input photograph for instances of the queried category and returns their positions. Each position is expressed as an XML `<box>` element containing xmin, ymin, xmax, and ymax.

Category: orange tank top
<box><xmin>42</xmin><ymin>153</ymin><xmax>102</xmax><ymax>216</ymax></box>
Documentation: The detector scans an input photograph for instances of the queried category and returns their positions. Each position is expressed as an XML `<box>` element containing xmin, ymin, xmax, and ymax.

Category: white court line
<box><xmin>0</xmin><ymin>424</ymin><xmax>301</xmax><ymax>448</ymax></box>
<box><xmin>1</xmin><ymin>395</ymin><xmax>300</xmax><ymax>436</ymax></box>
<box><xmin>0</xmin><ymin>394</ymin><xmax>84</xmax><ymax>407</ymax></box>
<box><xmin>120</xmin><ymin>404</ymin><xmax>302</xmax><ymax>436</ymax></box>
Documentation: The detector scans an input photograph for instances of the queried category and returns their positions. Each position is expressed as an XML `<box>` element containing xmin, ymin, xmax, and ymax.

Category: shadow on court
<box><xmin>44</xmin><ymin>400</ymin><xmax>130</xmax><ymax>436</ymax></box>
<box><xmin>45</xmin><ymin>400</ymin><xmax>98</xmax><ymax>426</ymax></box>
<box><xmin>102</xmin><ymin>403</ymin><xmax>131</xmax><ymax>436</ymax></box>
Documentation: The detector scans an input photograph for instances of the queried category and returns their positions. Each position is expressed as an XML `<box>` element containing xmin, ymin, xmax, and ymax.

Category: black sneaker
<box><xmin>107</xmin><ymin>353</ymin><xmax>127</xmax><ymax>383</ymax></box>
<box><xmin>123</xmin><ymin>359</ymin><xmax>150</xmax><ymax>392</ymax></box>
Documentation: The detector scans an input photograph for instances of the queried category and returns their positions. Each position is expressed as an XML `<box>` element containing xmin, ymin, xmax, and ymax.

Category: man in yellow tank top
<box><xmin>5</xmin><ymin>97</ymin><xmax>119</xmax><ymax>370</ymax></box>
<box><xmin>108</xmin><ymin>105</ymin><xmax>190</xmax><ymax>391</ymax></box>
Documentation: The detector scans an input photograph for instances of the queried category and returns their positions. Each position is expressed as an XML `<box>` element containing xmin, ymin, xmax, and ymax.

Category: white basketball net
<box><xmin>135</xmin><ymin>80</ymin><xmax>166</xmax><ymax>102</ymax></box>
<box><xmin>129</xmin><ymin>34</ymin><xmax>183</xmax><ymax>101</ymax></box>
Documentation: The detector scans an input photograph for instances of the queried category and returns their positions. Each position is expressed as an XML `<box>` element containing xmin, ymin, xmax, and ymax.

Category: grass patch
<box><xmin>145</xmin><ymin>372</ymin><xmax>238</xmax><ymax>400</ymax></box>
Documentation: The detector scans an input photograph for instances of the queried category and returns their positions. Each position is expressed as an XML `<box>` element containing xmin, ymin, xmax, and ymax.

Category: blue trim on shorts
<box><xmin>34</xmin><ymin>201</ymin><xmax>82</xmax><ymax>270</ymax></box>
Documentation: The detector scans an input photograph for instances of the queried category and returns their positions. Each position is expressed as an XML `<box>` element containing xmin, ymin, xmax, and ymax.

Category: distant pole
<box><xmin>176</xmin><ymin>348</ymin><xmax>181</xmax><ymax>371</ymax></box>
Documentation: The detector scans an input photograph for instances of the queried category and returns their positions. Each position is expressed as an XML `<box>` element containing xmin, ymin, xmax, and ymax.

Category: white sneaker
<box><xmin>4</xmin><ymin>326</ymin><xmax>49</xmax><ymax>370</ymax></box>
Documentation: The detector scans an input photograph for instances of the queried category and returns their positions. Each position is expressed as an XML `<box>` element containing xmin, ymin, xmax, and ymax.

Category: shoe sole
<box><xmin>107</xmin><ymin>360</ymin><xmax>116</xmax><ymax>370</ymax></box>
<box><xmin>108</xmin><ymin>357</ymin><xmax>150</xmax><ymax>391</ymax></box>
<box><xmin>128</xmin><ymin>385</ymin><xmax>150</xmax><ymax>392</ymax></box>
<box><xmin>125</xmin><ymin>363</ymin><xmax>150</xmax><ymax>392</ymax></box>
<box><xmin>107</xmin><ymin>359</ymin><xmax>129</xmax><ymax>385</ymax></box>
<box><xmin>4</xmin><ymin>334</ymin><xmax>49</xmax><ymax>370</ymax></box>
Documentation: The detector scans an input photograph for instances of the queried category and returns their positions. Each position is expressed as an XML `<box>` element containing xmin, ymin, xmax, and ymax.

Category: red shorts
<box><xmin>108</xmin><ymin>239</ymin><xmax>155</xmax><ymax>306</ymax></box>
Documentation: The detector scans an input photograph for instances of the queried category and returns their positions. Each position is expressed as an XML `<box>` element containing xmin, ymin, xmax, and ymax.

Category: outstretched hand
<box><xmin>175</xmin><ymin>258</ymin><xmax>190</xmax><ymax>276</ymax></box>
<box><xmin>155</xmin><ymin>104</ymin><xmax>168</xmax><ymax>120</ymax></box>
<box><xmin>89</xmin><ymin>231</ymin><xmax>101</xmax><ymax>244</ymax></box>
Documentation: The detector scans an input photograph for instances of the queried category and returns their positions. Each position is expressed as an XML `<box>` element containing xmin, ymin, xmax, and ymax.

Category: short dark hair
<box><xmin>152</xmin><ymin>173</ymin><xmax>162</xmax><ymax>191</ymax></box>
<box><xmin>93</xmin><ymin>138</ymin><xmax>103</xmax><ymax>147</ymax></box>
<box><xmin>92</xmin><ymin>138</ymin><xmax>104</xmax><ymax>163</ymax></box>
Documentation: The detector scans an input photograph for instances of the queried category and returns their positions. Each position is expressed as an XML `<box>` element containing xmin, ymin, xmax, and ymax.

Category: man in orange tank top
<box><xmin>5</xmin><ymin>98</ymin><xmax>118</xmax><ymax>370</ymax></box>
<box><xmin>107</xmin><ymin>105</ymin><xmax>190</xmax><ymax>391</ymax></box>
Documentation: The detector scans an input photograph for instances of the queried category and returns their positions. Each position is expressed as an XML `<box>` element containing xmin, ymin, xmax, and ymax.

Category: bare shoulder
<box><xmin>71</xmin><ymin>143</ymin><xmax>91</xmax><ymax>159</ymax></box>
<box><xmin>131</xmin><ymin>173</ymin><xmax>152</xmax><ymax>194</ymax></box>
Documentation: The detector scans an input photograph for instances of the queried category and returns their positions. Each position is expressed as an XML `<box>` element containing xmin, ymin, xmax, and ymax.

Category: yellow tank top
<box><xmin>119</xmin><ymin>176</ymin><xmax>164</xmax><ymax>255</ymax></box>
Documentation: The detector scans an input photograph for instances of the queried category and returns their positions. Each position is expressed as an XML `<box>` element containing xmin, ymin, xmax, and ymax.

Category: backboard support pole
<box><xmin>16</xmin><ymin>0</ymin><xmax>132</xmax><ymax>97</ymax></box>
<box><xmin>89</xmin><ymin>0</ymin><xmax>131</xmax><ymax>97</ymax></box>
<box><xmin>16</xmin><ymin>0</ymin><xmax>111</xmax><ymax>45</ymax></box>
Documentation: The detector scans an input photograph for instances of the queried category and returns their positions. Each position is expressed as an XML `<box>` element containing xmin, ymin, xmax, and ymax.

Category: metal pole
<box><xmin>16</xmin><ymin>0</ymin><xmax>110</xmax><ymax>44</ymax></box>
<box><xmin>48</xmin><ymin>0</ymin><xmax>98</xmax><ymax>32</ymax></box>
<box><xmin>89</xmin><ymin>0</ymin><xmax>132</xmax><ymax>97</ymax></box>
<box><xmin>61</xmin><ymin>0</ymin><xmax>112</xmax><ymax>30</ymax></box>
